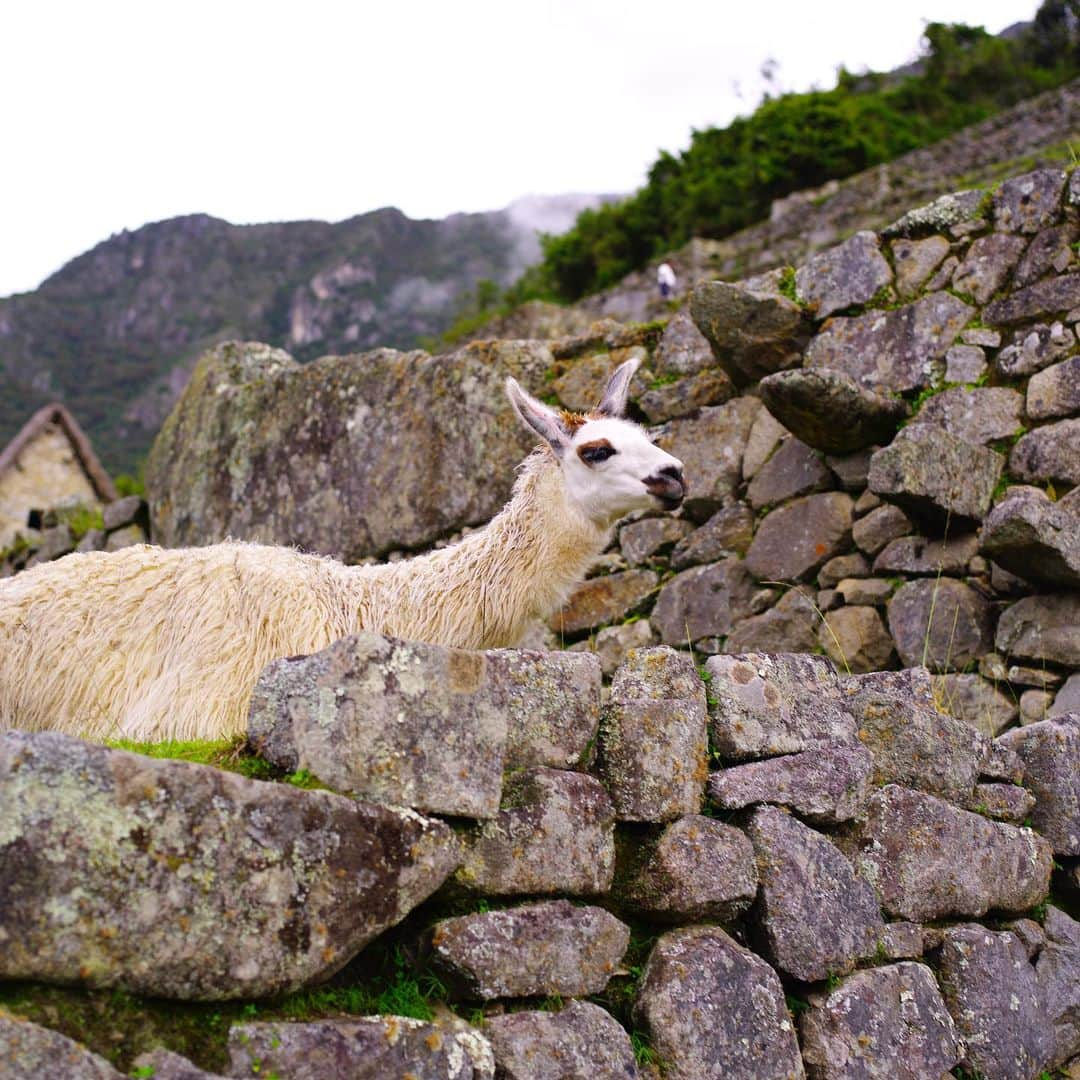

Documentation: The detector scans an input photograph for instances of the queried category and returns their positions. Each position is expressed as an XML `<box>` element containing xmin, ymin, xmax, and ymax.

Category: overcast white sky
<box><xmin>1</xmin><ymin>0</ymin><xmax>1041</xmax><ymax>297</ymax></box>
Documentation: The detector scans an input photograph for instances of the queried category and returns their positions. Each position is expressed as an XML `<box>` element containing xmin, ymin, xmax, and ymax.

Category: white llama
<box><xmin>0</xmin><ymin>359</ymin><xmax>685</xmax><ymax>743</ymax></box>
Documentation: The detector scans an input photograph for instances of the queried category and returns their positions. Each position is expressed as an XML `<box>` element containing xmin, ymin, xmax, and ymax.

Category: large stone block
<box><xmin>689</xmin><ymin>279</ymin><xmax>813</xmax><ymax>387</ymax></box>
<box><xmin>430</xmin><ymin>901</ymin><xmax>629</xmax><ymax>1001</ymax></box>
<box><xmin>633</xmin><ymin>926</ymin><xmax>805</xmax><ymax>1080</ymax></box>
<box><xmin>0</xmin><ymin>1012</ymin><xmax>123</xmax><ymax>1080</ymax></box>
<box><xmin>938</xmin><ymin>926</ymin><xmax>1052</xmax><ymax>1080</ymax></box>
<box><xmin>146</xmin><ymin>339</ymin><xmax>553</xmax><ymax>560</ymax></box>
<box><xmin>868</xmin><ymin>424</ymin><xmax>1004</xmax><ymax>528</ymax></box>
<box><xmin>887</xmin><ymin>578</ymin><xmax>993</xmax><ymax>673</ymax></box>
<box><xmin>483</xmin><ymin>1001</ymin><xmax>637</xmax><ymax>1080</ymax></box>
<box><xmin>795</xmin><ymin>231</ymin><xmax>893</xmax><ymax>319</ymax></box>
<box><xmin>805</xmin><ymin>291</ymin><xmax>974</xmax><ymax>394</ymax></box>
<box><xmin>0</xmin><ymin>731</ymin><xmax>458</xmax><ymax>1000</ymax></box>
<box><xmin>598</xmin><ymin>647</ymin><xmax>708</xmax><ymax>821</ymax></box>
<box><xmin>800</xmin><ymin>963</ymin><xmax>961</xmax><ymax>1080</ymax></box>
<box><xmin>650</xmin><ymin>559</ymin><xmax>757</xmax><ymax>646</ymax></box>
<box><xmin>980</xmin><ymin>485</ymin><xmax>1080</xmax><ymax>588</ymax></box>
<box><xmin>705</xmin><ymin>652</ymin><xmax>855</xmax><ymax>761</ymax></box>
<box><xmin>852</xmin><ymin>785</ymin><xmax>1052</xmax><ymax>921</ymax></box>
<box><xmin>996</xmin><ymin>593</ymin><xmax>1080</xmax><ymax>667</ymax></box>
<box><xmin>745</xmin><ymin>492</ymin><xmax>854</xmax><ymax>582</ymax></box>
<box><xmin>618</xmin><ymin>814</ymin><xmax>758</xmax><ymax>923</ymax></box>
<box><xmin>228</xmin><ymin>1018</ymin><xmax>493</xmax><ymax>1080</ymax></box>
<box><xmin>249</xmin><ymin>633</ymin><xmax>604</xmax><ymax>815</ymax></box>
<box><xmin>1010</xmin><ymin>418</ymin><xmax>1080</xmax><ymax>487</ymax></box>
<box><xmin>747</xmin><ymin>807</ymin><xmax>884</xmax><ymax>982</ymax></box>
<box><xmin>999</xmin><ymin>715</ymin><xmax>1080</xmax><ymax>855</ymax></box>
<box><xmin>456</xmin><ymin>768</ymin><xmax>616</xmax><ymax>896</ymax></box>
<box><xmin>758</xmin><ymin>368</ymin><xmax>909</xmax><ymax>454</ymax></box>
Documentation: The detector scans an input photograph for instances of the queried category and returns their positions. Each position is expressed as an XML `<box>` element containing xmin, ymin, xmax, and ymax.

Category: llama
<box><xmin>0</xmin><ymin>359</ymin><xmax>685</xmax><ymax>743</ymax></box>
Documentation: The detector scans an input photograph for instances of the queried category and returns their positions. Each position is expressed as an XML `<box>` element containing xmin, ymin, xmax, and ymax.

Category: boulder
<box><xmin>1013</xmin><ymin>222</ymin><xmax>1078</xmax><ymax>287</ymax></box>
<box><xmin>483</xmin><ymin>1001</ymin><xmax>638</xmax><ymax>1080</ymax></box>
<box><xmin>598</xmin><ymin>647</ymin><xmax>708</xmax><ymax>822</ymax></box>
<box><xmin>670</xmin><ymin>504</ymin><xmax>755</xmax><ymax>569</ymax></box>
<box><xmin>937</xmin><ymin>926</ymin><xmax>1052</xmax><ymax>1080</ymax></box>
<box><xmin>986</xmin><ymin>272</ymin><xmax>1080</xmax><ymax>325</ymax></box>
<box><xmin>914</xmin><ymin>386</ymin><xmax>1025</xmax><ymax>446</ymax></box>
<box><xmin>993</xmin><ymin>168</ymin><xmax>1068</xmax><ymax>233</ymax></box>
<box><xmin>972</xmin><ymin>781</ymin><xmax>1036</xmax><ymax>823</ymax></box>
<box><xmin>723</xmin><ymin>588</ymin><xmax>820</xmax><ymax>655</ymax></box>
<box><xmin>228</xmin><ymin>1018</ymin><xmax>492</xmax><ymax>1080</ymax></box>
<box><xmin>590</xmin><ymin>620</ymin><xmax>658</xmax><ymax>678</ymax></box>
<box><xmin>633</xmin><ymin>926</ymin><xmax>805</xmax><ymax>1080</ymax></box>
<box><xmin>1037</xmin><ymin>907</ymin><xmax>1080</xmax><ymax>1068</ymax></box>
<box><xmin>819</xmin><ymin>552</ymin><xmax>870</xmax><ymax>587</ymax></box>
<box><xmin>650</xmin><ymin>559</ymin><xmax>757</xmax><ymax>645</ymax></box>
<box><xmin>945</xmin><ymin>343</ymin><xmax>988</xmax><ymax>383</ymax></box>
<box><xmin>430</xmin><ymin>901</ymin><xmax>629</xmax><ymax>1001</ymax></box>
<box><xmin>804</xmin><ymin>291</ymin><xmax>974</xmax><ymax>394</ymax></box>
<box><xmin>998</xmin><ymin>716</ymin><xmax>1080</xmax><ymax>855</ymax></box>
<box><xmin>799</xmin><ymin>963</ymin><xmax>961</xmax><ymax>1080</ymax></box>
<box><xmin>996</xmin><ymin>320</ymin><xmax>1075</xmax><ymax>376</ymax></box>
<box><xmin>758</xmin><ymin>368</ymin><xmax>909</xmax><ymax>454</ymax></box>
<box><xmin>873</xmin><ymin>532</ymin><xmax>979</xmax><ymax>576</ymax></box>
<box><xmin>706</xmin><ymin>652</ymin><xmax>855</xmax><ymax>761</ymax></box>
<box><xmin>951</xmin><ymin>232</ymin><xmax>1028</xmax><ymax>303</ymax></box>
<box><xmin>619</xmin><ymin>814</ymin><xmax>758</xmax><ymax>922</ymax></box>
<box><xmin>710</xmin><ymin>743</ymin><xmax>872</xmax><ymax>824</ymax></box>
<box><xmin>456</xmin><ymin>768</ymin><xmax>616</xmax><ymax>896</ymax></box>
<box><xmin>817</xmin><ymin>605</ymin><xmax>896</xmax><ymax>674</ymax></box>
<box><xmin>639</xmin><ymin>369</ymin><xmax>734</xmax><ymax>423</ymax></box>
<box><xmin>1027</xmin><ymin>355</ymin><xmax>1080</xmax><ymax>420</ymax></box>
<box><xmin>551</xmin><ymin>569</ymin><xmax>659</xmax><ymax>635</ymax></box>
<box><xmin>795</xmin><ymin>231</ymin><xmax>893</xmax><ymax>318</ymax></box>
<box><xmin>868</xmin><ymin>424</ymin><xmax>1004</xmax><ymax>529</ymax></box>
<box><xmin>887</xmin><ymin>578</ymin><xmax>993</xmax><ymax>673</ymax></box>
<box><xmin>1011</xmin><ymin>418</ymin><xmax>1080</xmax><ymax>487</ymax></box>
<box><xmin>250</xmin><ymin>633</ymin><xmax>600</xmax><ymax>814</ymax></box>
<box><xmin>932</xmin><ymin>673</ymin><xmax>1019</xmax><ymax>737</ymax></box>
<box><xmin>0</xmin><ymin>1011</ymin><xmax>123</xmax><ymax>1080</ymax></box>
<box><xmin>891</xmin><ymin>234</ymin><xmax>950</xmax><ymax>297</ymax></box>
<box><xmin>747</xmin><ymin>807</ymin><xmax>884</xmax><ymax>982</ymax></box>
<box><xmin>689</xmin><ymin>280</ymin><xmax>813</xmax><ymax>387</ymax></box>
<box><xmin>843</xmin><ymin>685</ymin><xmax>988</xmax><ymax>802</ymax></box>
<box><xmin>852</xmin><ymin>785</ymin><xmax>1053</xmax><ymax>920</ymax></box>
<box><xmin>0</xmin><ymin>731</ymin><xmax>458</xmax><ymax>1000</ymax></box>
<box><xmin>851</xmin><ymin>503</ymin><xmax>911</xmax><ymax>556</ymax></box>
<box><xmin>745</xmin><ymin>492</ymin><xmax>854</xmax><ymax>582</ymax></box>
<box><xmin>146</xmin><ymin>339</ymin><xmax>553</xmax><ymax>560</ymax></box>
<box><xmin>883</xmin><ymin>189</ymin><xmax>988</xmax><ymax>238</ymax></box>
<box><xmin>1052</xmin><ymin>674</ymin><xmax>1080</xmax><ymax>718</ymax></box>
<box><xmin>746</xmin><ymin>437</ymin><xmax>833</xmax><ymax>510</ymax></box>
<box><xmin>980</xmin><ymin>485</ymin><xmax>1080</xmax><ymax>588</ymax></box>
<box><xmin>655</xmin><ymin>398</ymin><xmax>762</xmax><ymax>520</ymax></box>
<box><xmin>619</xmin><ymin>517</ymin><xmax>694</xmax><ymax>566</ymax></box>
<box><xmin>651</xmin><ymin>307</ymin><xmax>715</xmax><ymax>376</ymax></box>
<box><xmin>742</xmin><ymin>407</ymin><xmax>788</xmax><ymax>480</ymax></box>
<box><xmin>996</xmin><ymin>593</ymin><xmax>1080</xmax><ymax>667</ymax></box>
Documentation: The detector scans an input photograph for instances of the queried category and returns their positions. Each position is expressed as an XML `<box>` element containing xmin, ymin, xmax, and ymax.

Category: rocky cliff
<box><xmin>0</xmin><ymin>195</ymin><xmax>606</xmax><ymax>474</ymax></box>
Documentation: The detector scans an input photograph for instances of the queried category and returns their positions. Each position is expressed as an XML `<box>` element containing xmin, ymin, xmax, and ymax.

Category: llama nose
<box><xmin>645</xmin><ymin>463</ymin><xmax>685</xmax><ymax>508</ymax></box>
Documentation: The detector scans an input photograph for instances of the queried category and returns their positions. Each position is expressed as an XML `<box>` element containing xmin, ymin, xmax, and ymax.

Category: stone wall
<box><xmin>0</xmin><ymin>496</ymin><xmax>150</xmax><ymax>578</ymax></box>
<box><xmin>1</xmin><ymin>636</ymin><xmax>1077</xmax><ymax>1077</ymax></box>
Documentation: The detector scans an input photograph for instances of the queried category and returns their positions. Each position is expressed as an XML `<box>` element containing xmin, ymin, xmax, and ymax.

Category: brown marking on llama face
<box><xmin>576</xmin><ymin>438</ymin><xmax>616</xmax><ymax>466</ymax></box>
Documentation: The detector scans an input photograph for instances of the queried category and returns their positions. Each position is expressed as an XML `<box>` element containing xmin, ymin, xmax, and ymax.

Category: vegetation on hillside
<box><xmin>508</xmin><ymin>2</ymin><xmax>1080</xmax><ymax>304</ymax></box>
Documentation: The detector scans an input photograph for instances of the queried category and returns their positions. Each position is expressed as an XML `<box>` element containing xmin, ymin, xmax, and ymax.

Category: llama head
<box><xmin>505</xmin><ymin>358</ymin><xmax>685</xmax><ymax>524</ymax></box>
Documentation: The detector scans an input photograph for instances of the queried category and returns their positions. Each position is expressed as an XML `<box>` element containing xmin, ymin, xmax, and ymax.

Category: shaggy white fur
<box><xmin>0</xmin><ymin>359</ymin><xmax>684</xmax><ymax>742</ymax></box>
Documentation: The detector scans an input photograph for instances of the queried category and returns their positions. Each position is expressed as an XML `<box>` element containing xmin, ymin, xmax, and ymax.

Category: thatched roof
<box><xmin>0</xmin><ymin>403</ymin><xmax>118</xmax><ymax>502</ymax></box>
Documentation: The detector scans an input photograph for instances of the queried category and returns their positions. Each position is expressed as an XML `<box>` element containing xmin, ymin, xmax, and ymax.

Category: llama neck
<box><xmin>356</xmin><ymin>448</ymin><xmax>611</xmax><ymax>650</ymax></box>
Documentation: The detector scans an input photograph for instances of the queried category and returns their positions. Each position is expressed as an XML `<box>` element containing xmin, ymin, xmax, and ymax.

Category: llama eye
<box><xmin>579</xmin><ymin>444</ymin><xmax>616</xmax><ymax>465</ymax></box>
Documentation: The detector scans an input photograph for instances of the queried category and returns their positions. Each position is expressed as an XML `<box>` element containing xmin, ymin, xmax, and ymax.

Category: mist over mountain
<box><xmin>0</xmin><ymin>194</ymin><xmax>610</xmax><ymax>474</ymax></box>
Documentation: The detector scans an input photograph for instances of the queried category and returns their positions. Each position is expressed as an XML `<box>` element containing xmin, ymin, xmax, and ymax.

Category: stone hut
<box><xmin>0</xmin><ymin>403</ymin><xmax>117</xmax><ymax>548</ymax></box>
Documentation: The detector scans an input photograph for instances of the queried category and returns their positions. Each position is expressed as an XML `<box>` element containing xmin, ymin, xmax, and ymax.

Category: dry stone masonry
<box><xmin>4</xmin><ymin>164</ymin><xmax>1080</xmax><ymax>1076</ymax></box>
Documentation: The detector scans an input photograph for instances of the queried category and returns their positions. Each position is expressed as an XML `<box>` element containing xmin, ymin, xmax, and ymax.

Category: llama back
<box><xmin>0</xmin><ymin>542</ymin><xmax>361</xmax><ymax>742</ymax></box>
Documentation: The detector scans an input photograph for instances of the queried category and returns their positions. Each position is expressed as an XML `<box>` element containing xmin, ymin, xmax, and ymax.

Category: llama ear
<box><xmin>596</xmin><ymin>357</ymin><xmax>640</xmax><ymax>417</ymax></box>
<box><xmin>506</xmin><ymin>377</ymin><xmax>568</xmax><ymax>452</ymax></box>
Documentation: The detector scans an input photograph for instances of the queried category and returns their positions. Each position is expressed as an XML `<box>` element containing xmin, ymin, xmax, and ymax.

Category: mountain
<box><xmin>0</xmin><ymin>195</ymin><xmax>609</xmax><ymax>474</ymax></box>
